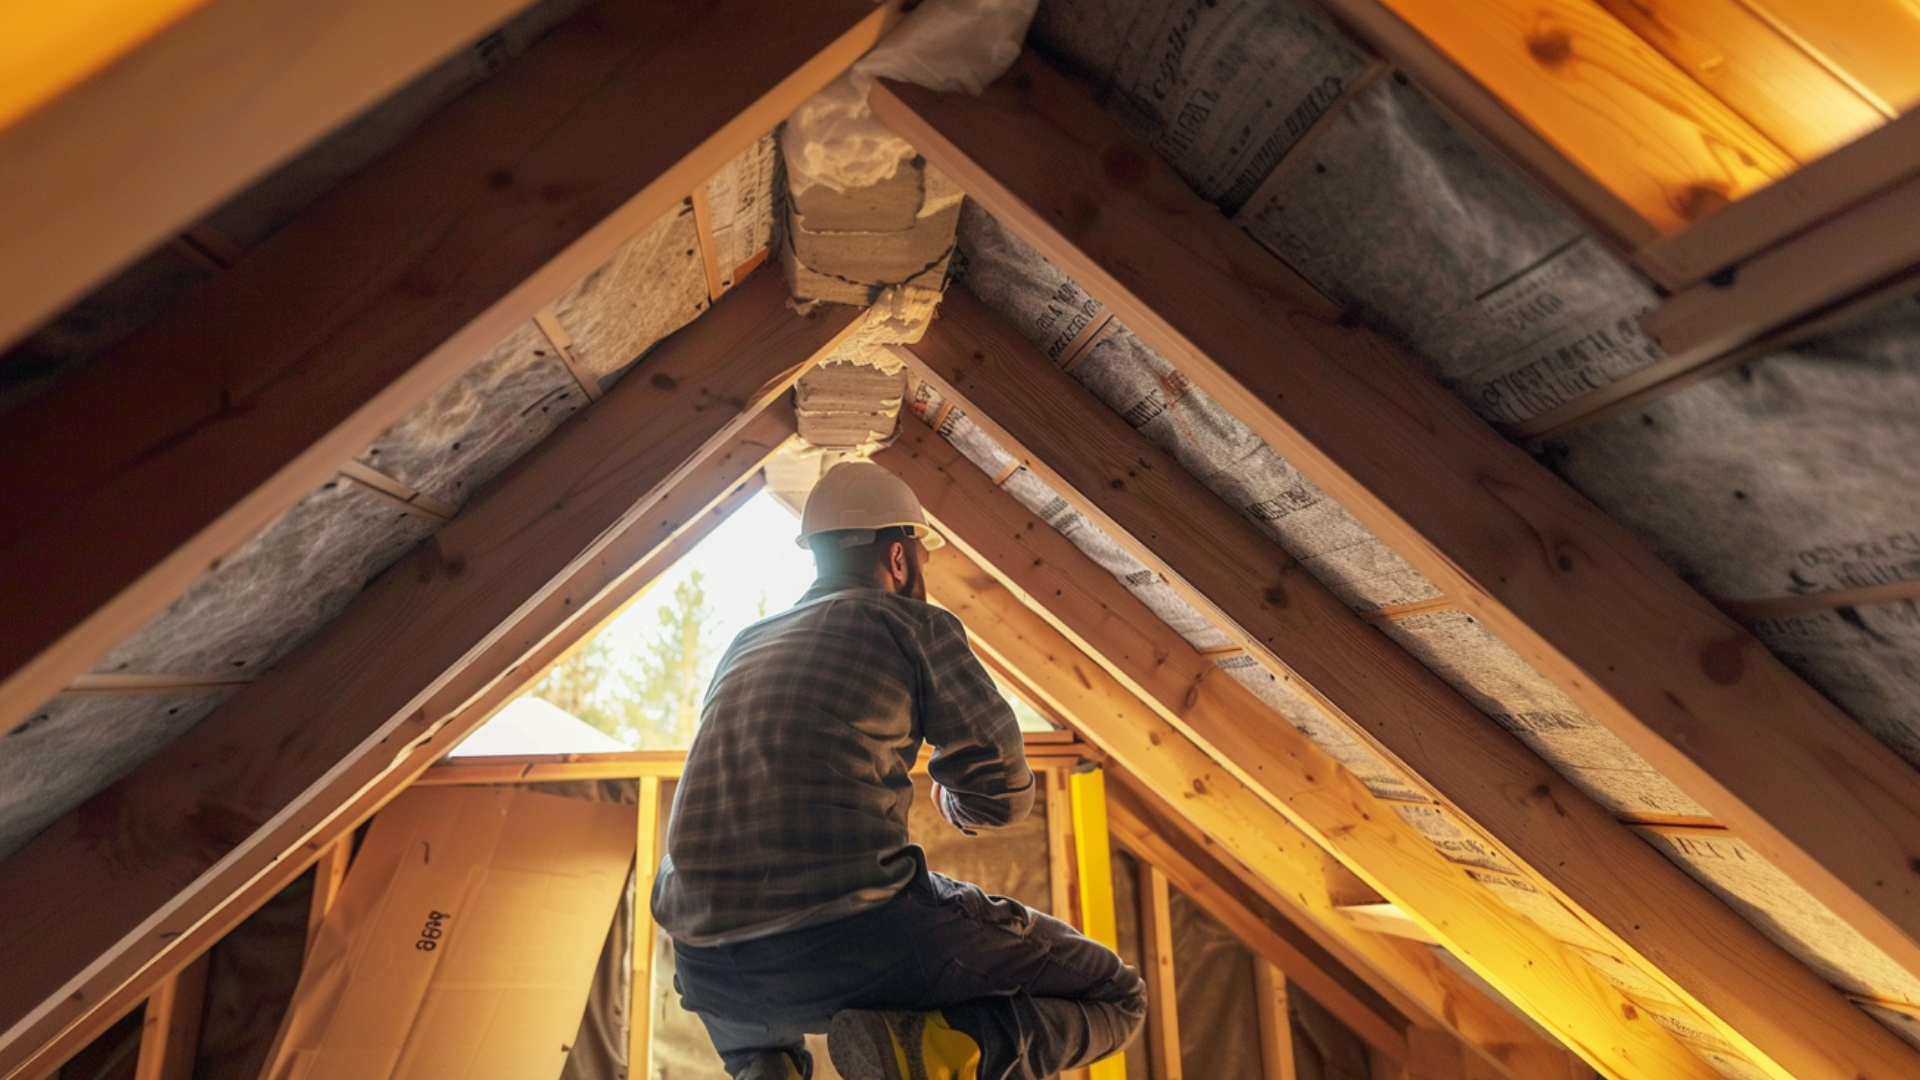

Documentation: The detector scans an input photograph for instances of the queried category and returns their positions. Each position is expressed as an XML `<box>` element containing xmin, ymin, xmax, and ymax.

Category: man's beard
<box><xmin>894</xmin><ymin>551</ymin><xmax>926</xmax><ymax>602</ymax></box>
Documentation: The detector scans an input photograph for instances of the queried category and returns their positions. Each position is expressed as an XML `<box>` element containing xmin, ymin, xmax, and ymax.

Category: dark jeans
<box><xmin>671</xmin><ymin>865</ymin><xmax>1146</xmax><ymax>1080</ymax></box>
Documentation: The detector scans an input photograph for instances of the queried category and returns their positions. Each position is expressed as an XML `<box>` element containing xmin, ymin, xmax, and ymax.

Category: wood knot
<box><xmin>1699</xmin><ymin>637</ymin><xmax>1744</xmax><ymax>686</ymax></box>
<box><xmin>651</xmin><ymin>372</ymin><xmax>678</xmax><ymax>391</ymax></box>
<box><xmin>1675</xmin><ymin>183</ymin><xmax>1731</xmax><ymax>222</ymax></box>
<box><xmin>1526</xmin><ymin>28</ymin><xmax>1572</xmax><ymax>67</ymax></box>
<box><xmin>1263</xmin><ymin>585</ymin><xmax>1289</xmax><ymax>608</ymax></box>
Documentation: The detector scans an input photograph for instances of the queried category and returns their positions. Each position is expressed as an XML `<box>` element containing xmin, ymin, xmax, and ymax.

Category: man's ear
<box><xmin>889</xmin><ymin>539</ymin><xmax>910</xmax><ymax>581</ymax></box>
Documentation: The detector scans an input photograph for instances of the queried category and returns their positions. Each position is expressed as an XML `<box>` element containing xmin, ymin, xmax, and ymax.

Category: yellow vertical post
<box><xmin>632</xmin><ymin>776</ymin><xmax>663</xmax><ymax>1080</ymax></box>
<box><xmin>1070</xmin><ymin>766</ymin><xmax>1127</xmax><ymax>1080</ymax></box>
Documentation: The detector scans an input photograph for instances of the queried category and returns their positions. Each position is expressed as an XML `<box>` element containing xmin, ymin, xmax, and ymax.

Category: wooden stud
<box><xmin>1137</xmin><ymin>866</ymin><xmax>1184</xmax><ymax>1080</ymax></box>
<box><xmin>1644</xmin><ymin>168</ymin><xmax>1920</xmax><ymax>362</ymax></box>
<box><xmin>1254</xmin><ymin>963</ymin><xmax>1298</xmax><ymax>1080</ymax></box>
<box><xmin>335</xmin><ymin>460</ymin><xmax>458</xmax><ymax>523</ymax></box>
<box><xmin>691</xmin><ymin>187</ymin><xmax>729</xmax><ymax>303</ymax></box>
<box><xmin>0</xmin><ymin>274</ymin><xmax>858</xmax><ymax>1077</ymax></box>
<box><xmin>1639</xmin><ymin>107</ymin><xmax>1920</xmax><ymax>289</ymax></box>
<box><xmin>63</xmin><ymin>673</ymin><xmax>252</xmax><ymax>695</ymax></box>
<box><xmin>533</xmin><ymin>306</ymin><xmax>606</xmax><ymax>403</ymax></box>
<box><xmin>913</xmin><ymin>538</ymin><xmax>1685</xmax><ymax>1080</ymax></box>
<box><xmin>0</xmin><ymin>0</ymin><xmax>897</xmax><ymax>741</ymax></box>
<box><xmin>631</xmin><ymin>775</ymin><xmax>663</xmax><ymax>1080</ymax></box>
<box><xmin>305</xmin><ymin>840</ymin><xmax>352</xmax><ymax>958</ymax></box>
<box><xmin>1048</xmin><ymin>770</ymin><xmax>1080</xmax><ymax>929</ymax></box>
<box><xmin>895</xmin><ymin>290</ymin><xmax>1920</xmax><ymax>1079</ymax></box>
<box><xmin>130</xmin><ymin>955</ymin><xmax>208</xmax><ymax>1080</ymax></box>
<box><xmin>870</xmin><ymin>54</ymin><xmax>1920</xmax><ymax>1022</ymax></box>
<box><xmin>1721</xmin><ymin>579</ymin><xmax>1920</xmax><ymax>621</ymax></box>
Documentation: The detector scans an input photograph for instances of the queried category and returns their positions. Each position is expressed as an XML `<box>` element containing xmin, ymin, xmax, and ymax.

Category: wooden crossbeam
<box><xmin>129</xmin><ymin>955</ymin><xmax>206</xmax><ymax>1080</ymax></box>
<box><xmin>904</xmin><ymin>476</ymin><xmax>1637</xmax><ymax>1080</ymax></box>
<box><xmin>0</xmin><ymin>0</ymin><xmax>537</xmax><ymax>349</ymax></box>
<box><xmin>0</xmin><ymin>0</ymin><xmax>894</xmax><ymax>739</ymax></box>
<box><xmin>870</xmin><ymin>50</ymin><xmax>1920</xmax><ymax>1005</ymax></box>
<box><xmin>1135</xmin><ymin>864</ymin><xmax>1183</xmax><ymax>1080</ymax></box>
<box><xmin>0</xmin><ymin>272</ymin><xmax>858</xmax><ymax>1076</ymax></box>
<box><xmin>899</xmin><ymin>288</ymin><xmax>1920</xmax><ymax>1080</ymax></box>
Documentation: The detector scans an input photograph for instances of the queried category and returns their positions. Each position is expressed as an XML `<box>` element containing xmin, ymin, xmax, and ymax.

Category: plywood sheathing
<box><xmin>0</xmin><ymin>0</ymin><xmax>593</xmax><ymax>420</ymax></box>
<box><xmin>1029</xmin><ymin>0</ymin><xmax>1663</xmax><ymax>428</ymax></box>
<box><xmin>0</xmin><ymin>689</ymin><xmax>237</xmax><ymax>858</ymax></box>
<box><xmin>958</xmin><ymin>208</ymin><xmax>1436</xmax><ymax>612</ymax></box>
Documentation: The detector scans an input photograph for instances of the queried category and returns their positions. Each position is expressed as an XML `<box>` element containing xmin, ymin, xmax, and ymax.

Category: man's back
<box><xmin>652</xmin><ymin>573</ymin><xmax>1032</xmax><ymax>946</ymax></box>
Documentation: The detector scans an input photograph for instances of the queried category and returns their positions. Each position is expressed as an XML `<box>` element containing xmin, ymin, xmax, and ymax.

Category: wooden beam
<box><xmin>631</xmin><ymin>775</ymin><xmax>663</xmax><ymax>1080</ymax></box>
<box><xmin>0</xmin><ymin>272</ymin><xmax>858</xmax><ymax>1076</ymax></box>
<box><xmin>1637</xmin><ymin>91</ymin><xmax>1920</xmax><ymax>289</ymax></box>
<box><xmin>4</xmin><ymin>405</ymin><xmax>792</xmax><ymax>1080</ymax></box>
<box><xmin>1137</xmin><ymin>865</ymin><xmax>1184</xmax><ymax>1080</ymax></box>
<box><xmin>914</xmin><ymin>537</ymin><xmax>1662</xmax><ymax>1080</ymax></box>
<box><xmin>1311</xmin><ymin>0</ymin><xmax>1790</xmax><ymax>237</ymax></box>
<box><xmin>896</xmin><ymin>290</ymin><xmax>1920</xmax><ymax>1079</ymax></box>
<box><xmin>1643</xmin><ymin>168</ymin><xmax>1920</xmax><ymax>361</ymax></box>
<box><xmin>0</xmin><ymin>0</ymin><xmax>895</xmax><ymax>738</ymax></box>
<box><xmin>1104</xmin><ymin>767</ymin><xmax>1580</xmax><ymax>1080</ymax></box>
<box><xmin>414</xmin><ymin>736</ymin><xmax>1097</xmax><ymax>786</ymax></box>
<box><xmin>1254</xmin><ymin>962</ymin><xmax>1298</xmax><ymax>1080</ymax></box>
<box><xmin>871</xmin><ymin>51</ymin><xmax>1920</xmax><ymax>1009</ymax></box>
<box><xmin>130</xmin><ymin>955</ymin><xmax>206</xmax><ymax>1080</ymax></box>
<box><xmin>305</xmin><ymin>841</ymin><xmax>351</xmax><ymax>958</ymax></box>
<box><xmin>0</xmin><ymin>0</ymin><xmax>540</xmax><ymax>350</ymax></box>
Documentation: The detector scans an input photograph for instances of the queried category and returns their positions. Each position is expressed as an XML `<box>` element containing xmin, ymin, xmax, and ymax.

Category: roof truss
<box><xmin>868</xmin><ymin>47</ymin><xmax>1920</xmax><ymax>1023</ymax></box>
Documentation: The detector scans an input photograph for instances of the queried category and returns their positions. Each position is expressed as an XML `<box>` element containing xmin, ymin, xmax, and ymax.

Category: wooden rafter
<box><xmin>0</xmin><ymin>272</ymin><xmax>857</xmax><ymax>1077</ymax></box>
<box><xmin>6</xmin><ymin>407</ymin><xmax>791</xmax><ymax>1080</ymax></box>
<box><xmin>904</xmin><ymin>480</ymin><xmax>1642</xmax><ymax>1080</ymax></box>
<box><xmin>870</xmin><ymin>51</ymin><xmax>1920</xmax><ymax>1003</ymax></box>
<box><xmin>0</xmin><ymin>0</ymin><xmax>539</xmax><ymax>350</ymax></box>
<box><xmin>0</xmin><ymin>0</ymin><xmax>895</xmax><ymax>738</ymax></box>
<box><xmin>898</xmin><ymin>287</ymin><xmax>1920</xmax><ymax>1079</ymax></box>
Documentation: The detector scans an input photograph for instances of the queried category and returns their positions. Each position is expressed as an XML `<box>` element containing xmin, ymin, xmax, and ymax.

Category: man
<box><xmin>653</xmin><ymin>462</ymin><xmax>1145</xmax><ymax>1080</ymax></box>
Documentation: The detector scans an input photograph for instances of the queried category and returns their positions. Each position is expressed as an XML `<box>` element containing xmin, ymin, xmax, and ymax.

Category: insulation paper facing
<box><xmin>356</xmin><ymin>321</ymin><xmax>583</xmax><ymax>506</ymax></box>
<box><xmin>1748</xmin><ymin>602</ymin><xmax>1920</xmax><ymax>770</ymax></box>
<box><xmin>956</xmin><ymin>205</ymin><xmax>1437</xmax><ymax>611</ymax></box>
<box><xmin>1391</xmin><ymin>804</ymin><xmax>1521</xmax><ymax>876</ymax></box>
<box><xmin>92</xmin><ymin>480</ymin><xmax>436</xmax><ymax>678</ymax></box>
<box><xmin>1637</xmin><ymin>828</ymin><xmax>1920</xmax><ymax>1008</ymax></box>
<box><xmin>1029</xmin><ymin>0</ymin><xmax>1369</xmax><ymax>215</ymax></box>
<box><xmin>1548</xmin><ymin>293</ymin><xmax>1920</xmax><ymax>602</ymax></box>
<box><xmin>702</xmin><ymin>133</ymin><xmax>778</xmax><ymax>283</ymax></box>
<box><xmin>1378</xmin><ymin>611</ymin><xmax>1710</xmax><ymax>818</ymax></box>
<box><xmin>1231</xmin><ymin>75</ymin><xmax>1663</xmax><ymax>426</ymax></box>
<box><xmin>0</xmin><ymin>689</ymin><xmax>238</xmax><ymax>859</ymax></box>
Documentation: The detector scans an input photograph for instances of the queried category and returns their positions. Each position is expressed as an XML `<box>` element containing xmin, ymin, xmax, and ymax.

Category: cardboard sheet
<box><xmin>262</xmin><ymin>786</ymin><xmax>633</xmax><ymax>1080</ymax></box>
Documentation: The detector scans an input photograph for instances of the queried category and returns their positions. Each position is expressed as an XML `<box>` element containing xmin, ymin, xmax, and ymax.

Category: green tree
<box><xmin>530</xmin><ymin>634</ymin><xmax>638</xmax><ymax>744</ymax></box>
<box><xmin>631</xmin><ymin>569</ymin><xmax>719</xmax><ymax>747</ymax></box>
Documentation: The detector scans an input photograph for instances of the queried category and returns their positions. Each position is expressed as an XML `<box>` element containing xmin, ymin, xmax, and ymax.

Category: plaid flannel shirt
<box><xmin>651</xmin><ymin>573</ymin><xmax>1035</xmax><ymax>946</ymax></box>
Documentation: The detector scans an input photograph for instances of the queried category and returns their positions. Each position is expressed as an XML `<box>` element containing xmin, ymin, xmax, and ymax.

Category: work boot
<box><xmin>735</xmin><ymin>1050</ymin><xmax>803</xmax><ymax>1080</ymax></box>
<box><xmin>827</xmin><ymin>1009</ymin><xmax>981</xmax><ymax>1080</ymax></box>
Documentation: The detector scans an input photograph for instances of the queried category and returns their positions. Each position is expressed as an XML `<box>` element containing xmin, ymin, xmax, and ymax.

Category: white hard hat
<box><xmin>797</xmin><ymin>461</ymin><xmax>945</xmax><ymax>550</ymax></box>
